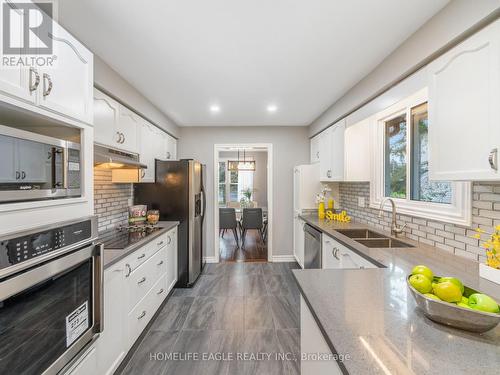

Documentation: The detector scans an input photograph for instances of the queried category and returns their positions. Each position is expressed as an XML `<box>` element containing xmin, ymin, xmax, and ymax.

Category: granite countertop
<box><xmin>101</xmin><ymin>221</ymin><xmax>179</xmax><ymax>269</ymax></box>
<box><xmin>293</xmin><ymin>214</ymin><xmax>500</xmax><ymax>375</ymax></box>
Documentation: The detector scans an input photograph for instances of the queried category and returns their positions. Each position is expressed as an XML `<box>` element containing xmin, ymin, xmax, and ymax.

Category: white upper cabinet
<box><xmin>344</xmin><ymin>118</ymin><xmax>370</xmax><ymax>181</ymax></box>
<box><xmin>138</xmin><ymin>120</ymin><xmax>157</xmax><ymax>183</ymax></box>
<box><xmin>428</xmin><ymin>20</ymin><xmax>500</xmax><ymax>181</ymax></box>
<box><xmin>310</xmin><ymin>134</ymin><xmax>320</xmax><ymax>164</ymax></box>
<box><xmin>93</xmin><ymin>88</ymin><xmax>120</xmax><ymax>146</ymax></box>
<box><xmin>165</xmin><ymin>134</ymin><xmax>177</xmax><ymax>160</ymax></box>
<box><xmin>94</xmin><ymin>89</ymin><xmax>139</xmax><ymax>154</ymax></box>
<box><xmin>38</xmin><ymin>22</ymin><xmax>93</xmax><ymax>125</ymax></box>
<box><xmin>117</xmin><ymin>106</ymin><xmax>140</xmax><ymax>153</ymax></box>
<box><xmin>319</xmin><ymin>119</ymin><xmax>345</xmax><ymax>181</ymax></box>
<box><xmin>0</xmin><ymin>3</ymin><xmax>93</xmax><ymax>124</ymax></box>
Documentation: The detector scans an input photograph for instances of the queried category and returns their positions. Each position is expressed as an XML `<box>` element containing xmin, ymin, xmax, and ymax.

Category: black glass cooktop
<box><xmin>99</xmin><ymin>226</ymin><xmax>163</xmax><ymax>250</ymax></box>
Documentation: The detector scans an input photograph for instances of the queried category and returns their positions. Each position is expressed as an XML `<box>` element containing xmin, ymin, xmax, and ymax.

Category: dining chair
<box><xmin>219</xmin><ymin>208</ymin><xmax>239</xmax><ymax>247</ymax></box>
<box><xmin>239</xmin><ymin>208</ymin><xmax>264</xmax><ymax>246</ymax></box>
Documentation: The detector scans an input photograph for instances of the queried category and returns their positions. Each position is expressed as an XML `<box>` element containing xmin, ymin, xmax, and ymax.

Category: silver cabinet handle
<box><xmin>137</xmin><ymin>253</ymin><xmax>146</xmax><ymax>260</ymax></box>
<box><xmin>333</xmin><ymin>247</ymin><xmax>340</xmax><ymax>260</ymax></box>
<box><xmin>29</xmin><ymin>67</ymin><xmax>40</xmax><ymax>92</ymax></box>
<box><xmin>125</xmin><ymin>264</ymin><xmax>132</xmax><ymax>277</ymax></box>
<box><xmin>157</xmin><ymin>288</ymin><xmax>164</xmax><ymax>295</ymax></box>
<box><xmin>137</xmin><ymin>311</ymin><xmax>146</xmax><ymax>319</ymax></box>
<box><xmin>157</xmin><ymin>240</ymin><xmax>164</xmax><ymax>247</ymax></box>
<box><xmin>121</xmin><ymin>132</ymin><xmax>126</xmax><ymax>144</ymax></box>
<box><xmin>137</xmin><ymin>277</ymin><xmax>146</xmax><ymax>284</ymax></box>
<box><xmin>488</xmin><ymin>148</ymin><xmax>498</xmax><ymax>171</ymax></box>
<box><xmin>327</xmin><ymin>170</ymin><xmax>332</xmax><ymax>178</ymax></box>
<box><xmin>42</xmin><ymin>73</ymin><xmax>53</xmax><ymax>96</ymax></box>
<box><xmin>15</xmin><ymin>171</ymin><xmax>20</xmax><ymax>180</ymax></box>
<box><xmin>157</xmin><ymin>260</ymin><xmax>164</xmax><ymax>266</ymax></box>
<box><xmin>141</xmin><ymin>169</ymin><xmax>145</xmax><ymax>178</ymax></box>
<box><xmin>167</xmin><ymin>236</ymin><xmax>172</xmax><ymax>245</ymax></box>
<box><xmin>166</xmin><ymin>151</ymin><xmax>171</xmax><ymax>159</ymax></box>
<box><xmin>316</xmin><ymin>151</ymin><xmax>319</xmax><ymax>158</ymax></box>
<box><xmin>21</xmin><ymin>171</ymin><xmax>26</xmax><ymax>180</ymax></box>
<box><xmin>116</xmin><ymin>131</ymin><xmax>121</xmax><ymax>144</ymax></box>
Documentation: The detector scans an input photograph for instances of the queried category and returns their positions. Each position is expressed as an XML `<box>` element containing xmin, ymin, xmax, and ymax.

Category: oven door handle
<box><xmin>93</xmin><ymin>243</ymin><xmax>104</xmax><ymax>334</ymax></box>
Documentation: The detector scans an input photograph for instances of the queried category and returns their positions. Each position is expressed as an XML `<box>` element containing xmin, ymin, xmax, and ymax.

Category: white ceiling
<box><xmin>58</xmin><ymin>0</ymin><xmax>449</xmax><ymax>127</ymax></box>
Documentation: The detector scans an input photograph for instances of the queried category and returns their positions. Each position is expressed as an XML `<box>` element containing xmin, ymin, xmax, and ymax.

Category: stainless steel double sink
<box><xmin>335</xmin><ymin>229</ymin><xmax>414</xmax><ymax>248</ymax></box>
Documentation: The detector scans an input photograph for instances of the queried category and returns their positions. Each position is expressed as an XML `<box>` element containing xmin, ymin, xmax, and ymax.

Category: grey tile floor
<box><xmin>119</xmin><ymin>262</ymin><xmax>301</xmax><ymax>375</ymax></box>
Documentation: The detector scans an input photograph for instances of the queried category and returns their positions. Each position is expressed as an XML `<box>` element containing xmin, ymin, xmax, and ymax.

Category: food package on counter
<box><xmin>129</xmin><ymin>205</ymin><xmax>147</xmax><ymax>224</ymax></box>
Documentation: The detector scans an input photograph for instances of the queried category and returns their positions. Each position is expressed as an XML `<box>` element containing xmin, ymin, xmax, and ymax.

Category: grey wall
<box><xmin>219</xmin><ymin>151</ymin><xmax>268</xmax><ymax>207</ymax></box>
<box><xmin>93</xmin><ymin>56</ymin><xmax>180</xmax><ymax>138</ymax></box>
<box><xmin>178</xmin><ymin>126</ymin><xmax>310</xmax><ymax>259</ymax></box>
<box><xmin>309</xmin><ymin>0</ymin><xmax>500</xmax><ymax>136</ymax></box>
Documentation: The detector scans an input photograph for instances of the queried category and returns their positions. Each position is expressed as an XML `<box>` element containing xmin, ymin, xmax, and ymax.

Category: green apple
<box><xmin>409</xmin><ymin>274</ymin><xmax>432</xmax><ymax>294</ymax></box>
<box><xmin>411</xmin><ymin>265</ymin><xmax>434</xmax><ymax>281</ymax></box>
<box><xmin>460</xmin><ymin>296</ymin><xmax>469</xmax><ymax>304</ymax></box>
<box><xmin>424</xmin><ymin>293</ymin><xmax>441</xmax><ymax>301</ymax></box>
<box><xmin>468</xmin><ymin>293</ymin><xmax>500</xmax><ymax>313</ymax></box>
<box><xmin>433</xmin><ymin>281</ymin><xmax>462</xmax><ymax>303</ymax></box>
<box><xmin>457</xmin><ymin>302</ymin><xmax>473</xmax><ymax>309</ymax></box>
<box><xmin>438</xmin><ymin>277</ymin><xmax>464</xmax><ymax>294</ymax></box>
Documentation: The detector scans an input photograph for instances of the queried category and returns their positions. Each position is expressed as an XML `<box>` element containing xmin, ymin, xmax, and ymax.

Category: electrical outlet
<box><xmin>358</xmin><ymin>197</ymin><xmax>365</xmax><ymax>207</ymax></box>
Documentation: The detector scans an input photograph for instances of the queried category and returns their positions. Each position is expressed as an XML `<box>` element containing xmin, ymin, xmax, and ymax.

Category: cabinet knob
<box><xmin>157</xmin><ymin>240</ymin><xmax>164</xmax><ymax>247</ymax></box>
<box><xmin>125</xmin><ymin>264</ymin><xmax>132</xmax><ymax>277</ymax></box>
<box><xmin>488</xmin><ymin>148</ymin><xmax>498</xmax><ymax>171</ymax></box>
<box><xmin>167</xmin><ymin>236</ymin><xmax>172</xmax><ymax>244</ymax></box>
<box><xmin>137</xmin><ymin>311</ymin><xmax>146</xmax><ymax>320</ymax></box>
<box><xmin>141</xmin><ymin>169</ymin><xmax>146</xmax><ymax>179</ymax></box>
<box><xmin>137</xmin><ymin>253</ymin><xmax>146</xmax><ymax>260</ymax></box>
<box><xmin>157</xmin><ymin>288</ymin><xmax>165</xmax><ymax>295</ymax></box>
<box><xmin>166</xmin><ymin>152</ymin><xmax>171</xmax><ymax>159</ymax></box>
<box><xmin>137</xmin><ymin>277</ymin><xmax>146</xmax><ymax>284</ymax></box>
<box><xmin>157</xmin><ymin>260</ymin><xmax>164</xmax><ymax>266</ymax></box>
<box><xmin>332</xmin><ymin>247</ymin><xmax>340</xmax><ymax>260</ymax></box>
<box><xmin>327</xmin><ymin>170</ymin><xmax>332</xmax><ymax>178</ymax></box>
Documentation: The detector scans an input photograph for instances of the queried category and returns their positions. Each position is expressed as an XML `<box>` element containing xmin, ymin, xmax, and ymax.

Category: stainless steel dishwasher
<box><xmin>304</xmin><ymin>223</ymin><xmax>322</xmax><ymax>268</ymax></box>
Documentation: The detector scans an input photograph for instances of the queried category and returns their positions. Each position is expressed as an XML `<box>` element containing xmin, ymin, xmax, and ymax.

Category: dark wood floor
<box><xmin>118</xmin><ymin>262</ymin><xmax>301</xmax><ymax>375</ymax></box>
<box><xmin>219</xmin><ymin>229</ymin><xmax>267</xmax><ymax>262</ymax></box>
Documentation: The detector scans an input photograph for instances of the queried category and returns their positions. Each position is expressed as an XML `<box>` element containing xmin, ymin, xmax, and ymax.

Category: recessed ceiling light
<box><xmin>267</xmin><ymin>104</ymin><xmax>278</xmax><ymax>113</ymax></box>
<box><xmin>210</xmin><ymin>105</ymin><xmax>220</xmax><ymax>113</ymax></box>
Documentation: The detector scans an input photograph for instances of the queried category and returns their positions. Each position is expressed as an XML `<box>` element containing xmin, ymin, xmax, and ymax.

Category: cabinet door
<box><xmin>154</xmin><ymin>128</ymin><xmax>168</xmax><ymax>161</ymax></box>
<box><xmin>118</xmin><ymin>106</ymin><xmax>140</xmax><ymax>153</ymax></box>
<box><xmin>428</xmin><ymin>20</ymin><xmax>500</xmax><ymax>181</ymax></box>
<box><xmin>294</xmin><ymin>217</ymin><xmax>305</xmax><ymax>268</ymax></box>
<box><xmin>166</xmin><ymin>227</ymin><xmax>178</xmax><ymax>292</ymax></box>
<box><xmin>38</xmin><ymin>22</ymin><xmax>93</xmax><ymax>124</ymax></box>
<box><xmin>166</xmin><ymin>134</ymin><xmax>177</xmax><ymax>160</ymax></box>
<box><xmin>319</xmin><ymin>128</ymin><xmax>332</xmax><ymax>181</ymax></box>
<box><xmin>17</xmin><ymin>139</ymin><xmax>49</xmax><ymax>183</ymax></box>
<box><xmin>96</xmin><ymin>262</ymin><xmax>127</xmax><ymax>375</ymax></box>
<box><xmin>138</xmin><ymin>121</ymin><xmax>156</xmax><ymax>183</ymax></box>
<box><xmin>321</xmin><ymin>235</ymin><xmax>342</xmax><ymax>269</ymax></box>
<box><xmin>310</xmin><ymin>135</ymin><xmax>320</xmax><ymax>164</ymax></box>
<box><xmin>94</xmin><ymin>89</ymin><xmax>120</xmax><ymax>147</ymax></box>
<box><xmin>344</xmin><ymin>118</ymin><xmax>370</xmax><ymax>181</ymax></box>
<box><xmin>0</xmin><ymin>4</ymin><xmax>34</xmax><ymax>103</ymax></box>
<box><xmin>0</xmin><ymin>135</ymin><xmax>18</xmax><ymax>183</ymax></box>
<box><xmin>329</xmin><ymin>120</ymin><xmax>345</xmax><ymax>181</ymax></box>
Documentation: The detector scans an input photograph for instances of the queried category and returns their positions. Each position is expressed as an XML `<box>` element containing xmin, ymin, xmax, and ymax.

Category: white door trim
<box><xmin>213</xmin><ymin>143</ymin><xmax>273</xmax><ymax>263</ymax></box>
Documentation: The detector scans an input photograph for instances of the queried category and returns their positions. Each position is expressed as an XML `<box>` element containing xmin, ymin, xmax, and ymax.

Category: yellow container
<box><xmin>328</xmin><ymin>198</ymin><xmax>334</xmax><ymax>209</ymax></box>
<box><xmin>318</xmin><ymin>202</ymin><xmax>325</xmax><ymax>219</ymax></box>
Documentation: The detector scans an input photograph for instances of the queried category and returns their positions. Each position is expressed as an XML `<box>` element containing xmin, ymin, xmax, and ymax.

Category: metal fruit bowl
<box><xmin>407</xmin><ymin>276</ymin><xmax>500</xmax><ymax>333</ymax></box>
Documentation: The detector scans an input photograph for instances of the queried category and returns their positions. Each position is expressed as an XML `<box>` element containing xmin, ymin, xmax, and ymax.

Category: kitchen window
<box><xmin>218</xmin><ymin>161</ymin><xmax>254</xmax><ymax>206</ymax></box>
<box><xmin>371</xmin><ymin>88</ymin><xmax>471</xmax><ymax>225</ymax></box>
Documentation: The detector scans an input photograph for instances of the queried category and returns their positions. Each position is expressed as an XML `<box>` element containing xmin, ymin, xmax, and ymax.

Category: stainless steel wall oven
<box><xmin>0</xmin><ymin>217</ymin><xmax>102</xmax><ymax>375</ymax></box>
<box><xmin>0</xmin><ymin>124</ymin><xmax>82</xmax><ymax>203</ymax></box>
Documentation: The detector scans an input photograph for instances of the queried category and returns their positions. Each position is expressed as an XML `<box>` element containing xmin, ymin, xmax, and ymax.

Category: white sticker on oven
<box><xmin>66</xmin><ymin>301</ymin><xmax>89</xmax><ymax>347</ymax></box>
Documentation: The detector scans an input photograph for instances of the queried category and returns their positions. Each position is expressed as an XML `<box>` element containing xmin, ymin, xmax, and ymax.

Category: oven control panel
<box><xmin>0</xmin><ymin>220</ymin><xmax>92</xmax><ymax>270</ymax></box>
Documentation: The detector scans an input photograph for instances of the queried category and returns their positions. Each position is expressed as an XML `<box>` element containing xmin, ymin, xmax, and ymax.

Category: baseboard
<box><xmin>203</xmin><ymin>256</ymin><xmax>218</xmax><ymax>263</ymax></box>
<box><xmin>272</xmin><ymin>255</ymin><xmax>296</xmax><ymax>262</ymax></box>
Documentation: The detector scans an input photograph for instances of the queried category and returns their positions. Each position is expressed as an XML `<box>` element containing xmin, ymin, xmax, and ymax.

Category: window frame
<box><xmin>218</xmin><ymin>159</ymin><xmax>254</xmax><ymax>206</ymax></box>
<box><xmin>369</xmin><ymin>88</ymin><xmax>472</xmax><ymax>226</ymax></box>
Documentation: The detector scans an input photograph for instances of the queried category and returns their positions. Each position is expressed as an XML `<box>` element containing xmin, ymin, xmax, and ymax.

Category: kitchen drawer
<box><xmin>322</xmin><ymin>234</ymin><xmax>377</xmax><ymax>269</ymax></box>
<box><xmin>151</xmin><ymin>232</ymin><xmax>169</xmax><ymax>253</ymax></box>
<box><xmin>128</xmin><ymin>275</ymin><xmax>167</xmax><ymax>345</ymax></box>
<box><xmin>127</xmin><ymin>241</ymin><xmax>157</xmax><ymax>271</ymax></box>
<box><xmin>128</xmin><ymin>248</ymin><xmax>167</xmax><ymax>311</ymax></box>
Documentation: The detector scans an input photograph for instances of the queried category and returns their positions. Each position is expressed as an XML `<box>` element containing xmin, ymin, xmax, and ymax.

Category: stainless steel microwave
<box><xmin>0</xmin><ymin>124</ymin><xmax>81</xmax><ymax>203</ymax></box>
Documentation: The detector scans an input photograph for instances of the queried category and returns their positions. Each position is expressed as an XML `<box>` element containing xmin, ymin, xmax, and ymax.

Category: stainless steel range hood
<box><xmin>94</xmin><ymin>145</ymin><xmax>147</xmax><ymax>170</ymax></box>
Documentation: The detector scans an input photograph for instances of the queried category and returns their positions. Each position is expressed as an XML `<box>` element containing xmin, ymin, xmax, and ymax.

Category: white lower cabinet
<box><xmin>77</xmin><ymin>226</ymin><xmax>178</xmax><ymax>375</ymax></box>
<box><xmin>301</xmin><ymin>296</ymin><xmax>342</xmax><ymax>375</ymax></box>
<box><xmin>293</xmin><ymin>216</ymin><xmax>305</xmax><ymax>268</ymax></box>
<box><xmin>322</xmin><ymin>234</ymin><xmax>377</xmax><ymax>269</ymax></box>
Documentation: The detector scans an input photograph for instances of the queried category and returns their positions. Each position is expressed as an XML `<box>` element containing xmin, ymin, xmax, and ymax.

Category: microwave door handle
<box><xmin>63</xmin><ymin>147</ymin><xmax>68</xmax><ymax>189</ymax></box>
<box><xmin>51</xmin><ymin>147</ymin><xmax>57</xmax><ymax>189</ymax></box>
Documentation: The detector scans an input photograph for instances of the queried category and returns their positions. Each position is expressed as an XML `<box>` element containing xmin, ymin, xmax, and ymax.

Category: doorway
<box><xmin>214</xmin><ymin>144</ymin><xmax>273</xmax><ymax>262</ymax></box>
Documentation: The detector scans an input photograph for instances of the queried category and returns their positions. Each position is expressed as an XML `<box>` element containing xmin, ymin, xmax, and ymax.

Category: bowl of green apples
<box><xmin>407</xmin><ymin>265</ymin><xmax>500</xmax><ymax>332</ymax></box>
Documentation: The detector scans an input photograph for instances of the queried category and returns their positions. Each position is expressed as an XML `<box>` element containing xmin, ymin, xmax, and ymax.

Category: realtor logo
<box><xmin>2</xmin><ymin>1</ymin><xmax>53</xmax><ymax>55</ymax></box>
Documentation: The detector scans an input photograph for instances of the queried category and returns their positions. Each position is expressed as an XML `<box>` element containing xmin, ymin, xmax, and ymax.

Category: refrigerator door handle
<box><xmin>201</xmin><ymin>188</ymin><xmax>206</xmax><ymax>219</ymax></box>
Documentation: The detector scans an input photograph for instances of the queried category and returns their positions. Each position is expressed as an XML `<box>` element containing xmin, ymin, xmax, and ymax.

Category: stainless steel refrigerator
<box><xmin>134</xmin><ymin>159</ymin><xmax>206</xmax><ymax>287</ymax></box>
